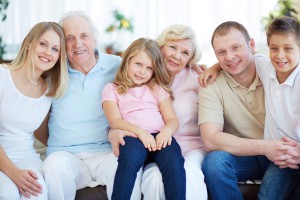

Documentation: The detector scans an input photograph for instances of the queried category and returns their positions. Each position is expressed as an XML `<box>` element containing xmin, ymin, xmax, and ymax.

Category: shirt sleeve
<box><xmin>254</xmin><ymin>53</ymin><xmax>272</xmax><ymax>83</ymax></box>
<box><xmin>154</xmin><ymin>85</ymin><xmax>170</xmax><ymax>102</ymax></box>
<box><xmin>198</xmin><ymin>82</ymin><xmax>224</xmax><ymax>125</ymax></box>
<box><xmin>101</xmin><ymin>83</ymin><xmax>117</xmax><ymax>104</ymax></box>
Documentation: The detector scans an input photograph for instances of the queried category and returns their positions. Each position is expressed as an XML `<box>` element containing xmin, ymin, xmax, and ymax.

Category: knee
<box><xmin>202</xmin><ymin>151</ymin><xmax>233</xmax><ymax>177</ymax></box>
<box><xmin>0</xmin><ymin>185</ymin><xmax>19</xmax><ymax>200</ymax></box>
<box><xmin>119</xmin><ymin>139</ymin><xmax>146</xmax><ymax>168</ymax></box>
<box><xmin>42</xmin><ymin>151</ymin><xmax>72</xmax><ymax>177</ymax></box>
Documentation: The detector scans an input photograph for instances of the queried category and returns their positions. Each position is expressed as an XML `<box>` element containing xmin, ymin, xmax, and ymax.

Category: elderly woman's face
<box><xmin>160</xmin><ymin>39</ymin><xmax>193</xmax><ymax>76</ymax></box>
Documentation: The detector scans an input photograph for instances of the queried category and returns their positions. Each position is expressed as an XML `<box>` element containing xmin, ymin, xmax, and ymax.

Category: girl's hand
<box><xmin>12</xmin><ymin>169</ymin><xmax>42</xmax><ymax>198</ymax></box>
<box><xmin>138</xmin><ymin>131</ymin><xmax>157</xmax><ymax>151</ymax></box>
<box><xmin>156</xmin><ymin>131</ymin><xmax>172</xmax><ymax>150</ymax></box>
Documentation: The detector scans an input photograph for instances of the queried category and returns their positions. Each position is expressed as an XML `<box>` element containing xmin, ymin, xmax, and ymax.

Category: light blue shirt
<box><xmin>47</xmin><ymin>52</ymin><xmax>121</xmax><ymax>155</ymax></box>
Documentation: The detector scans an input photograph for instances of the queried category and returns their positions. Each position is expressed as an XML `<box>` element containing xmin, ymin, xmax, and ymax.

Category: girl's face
<box><xmin>127</xmin><ymin>50</ymin><xmax>154</xmax><ymax>85</ymax></box>
<box><xmin>33</xmin><ymin>30</ymin><xmax>61</xmax><ymax>73</ymax></box>
<box><xmin>160</xmin><ymin>39</ymin><xmax>193</xmax><ymax>77</ymax></box>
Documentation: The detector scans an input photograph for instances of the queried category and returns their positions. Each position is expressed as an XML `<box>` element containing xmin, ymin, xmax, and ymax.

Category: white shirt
<box><xmin>255</xmin><ymin>54</ymin><xmax>300</xmax><ymax>142</ymax></box>
<box><xmin>0</xmin><ymin>65</ymin><xmax>52</xmax><ymax>162</ymax></box>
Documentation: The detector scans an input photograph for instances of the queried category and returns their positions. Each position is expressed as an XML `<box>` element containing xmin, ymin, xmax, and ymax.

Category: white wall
<box><xmin>1</xmin><ymin>0</ymin><xmax>277</xmax><ymax>65</ymax></box>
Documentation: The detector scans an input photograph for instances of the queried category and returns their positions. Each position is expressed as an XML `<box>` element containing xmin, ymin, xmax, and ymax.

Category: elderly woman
<box><xmin>110</xmin><ymin>24</ymin><xmax>207</xmax><ymax>200</ymax></box>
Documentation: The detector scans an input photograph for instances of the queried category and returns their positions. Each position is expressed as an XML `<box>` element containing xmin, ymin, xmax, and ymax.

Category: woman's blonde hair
<box><xmin>9</xmin><ymin>21</ymin><xmax>68</xmax><ymax>98</ymax></box>
<box><xmin>114</xmin><ymin>37</ymin><xmax>174</xmax><ymax>100</ymax></box>
<box><xmin>156</xmin><ymin>24</ymin><xmax>201</xmax><ymax>65</ymax></box>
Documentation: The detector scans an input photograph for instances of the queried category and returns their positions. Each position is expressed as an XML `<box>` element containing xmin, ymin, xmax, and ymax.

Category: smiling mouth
<box><xmin>39</xmin><ymin>56</ymin><xmax>50</xmax><ymax>63</ymax></box>
<box><xmin>74</xmin><ymin>50</ymin><xmax>86</xmax><ymax>54</ymax></box>
<box><xmin>276</xmin><ymin>61</ymin><xmax>288</xmax><ymax>67</ymax></box>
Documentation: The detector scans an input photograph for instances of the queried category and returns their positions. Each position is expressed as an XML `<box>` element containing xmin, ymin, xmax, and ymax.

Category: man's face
<box><xmin>213</xmin><ymin>29</ymin><xmax>255</xmax><ymax>79</ymax></box>
<box><xmin>62</xmin><ymin>16</ymin><xmax>97</xmax><ymax>71</ymax></box>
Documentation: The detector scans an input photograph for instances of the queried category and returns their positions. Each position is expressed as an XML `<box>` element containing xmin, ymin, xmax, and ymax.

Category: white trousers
<box><xmin>42</xmin><ymin>151</ymin><xmax>142</xmax><ymax>200</ymax></box>
<box><xmin>0</xmin><ymin>156</ymin><xmax>47</xmax><ymax>200</ymax></box>
<box><xmin>141</xmin><ymin>149</ymin><xmax>207</xmax><ymax>200</ymax></box>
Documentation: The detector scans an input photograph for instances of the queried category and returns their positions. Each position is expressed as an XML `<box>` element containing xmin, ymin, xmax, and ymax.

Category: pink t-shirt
<box><xmin>102</xmin><ymin>83</ymin><xmax>169</xmax><ymax>133</ymax></box>
<box><xmin>172</xmin><ymin>67</ymin><xmax>204</xmax><ymax>155</ymax></box>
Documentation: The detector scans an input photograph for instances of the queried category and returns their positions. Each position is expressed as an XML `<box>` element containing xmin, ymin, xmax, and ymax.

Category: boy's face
<box><xmin>269</xmin><ymin>33</ymin><xmax>300</xmax><ymax>82</ymax></box>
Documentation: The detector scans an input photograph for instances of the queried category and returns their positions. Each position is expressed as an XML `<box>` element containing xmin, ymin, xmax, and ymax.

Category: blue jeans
<box><xmin>111</xmin><ymin>133</ymin><xmax>186</xmax><ymax>200</ymax></box>
<box><xmin>259</xmin><ymin>162</ymin><xmax>299</xmax><ymax>200</ymax></box>
<box><xmin>289</xmin><ymin>171</ymin><xmax>300</xmax><ymax>200</ymax></box>
<box><xmin>202</xmin><ymin>151</ymin><xmax>269</xmax><ymax>200</ymax></box>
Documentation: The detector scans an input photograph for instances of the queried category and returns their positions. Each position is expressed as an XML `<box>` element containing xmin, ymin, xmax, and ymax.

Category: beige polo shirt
<box><xmin>198</xmin><ymin>70</ymin><xmax>265</xmax><ymax>139</ymax></box>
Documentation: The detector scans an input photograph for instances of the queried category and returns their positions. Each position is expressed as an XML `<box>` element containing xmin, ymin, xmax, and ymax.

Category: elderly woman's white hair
<box><xmin>156</xmin><ymin>24</ymin><xmax>201</xmax><ymax>65</ymax></box>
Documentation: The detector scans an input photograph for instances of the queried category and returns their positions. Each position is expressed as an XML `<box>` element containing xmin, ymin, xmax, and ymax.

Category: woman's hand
<box><xmin>138</xmin><ymin>131</ymin><xmax>157</xmax><ymax>151</ymax></box>
<box><xmin>11</xmin><ymin>169</ymin><xmax>42</xmax><ymax>198</ymax></box>
<box><xmin>156</xmin><ymin>131</ymin><xmax>172</xmax><ymax>150</ymax></box>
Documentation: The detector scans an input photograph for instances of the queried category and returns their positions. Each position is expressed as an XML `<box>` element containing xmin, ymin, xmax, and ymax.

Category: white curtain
<box><xmin>1</xmin><ymin>0</ymin><xmax>277</xmax><ymax>65</ymax></box>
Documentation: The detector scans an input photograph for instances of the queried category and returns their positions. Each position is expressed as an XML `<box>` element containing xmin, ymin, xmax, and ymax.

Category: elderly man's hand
<box><xmin>108</xmin><ymin>129</ymin><xmax>137</xmax><ymax>157</ymax></box>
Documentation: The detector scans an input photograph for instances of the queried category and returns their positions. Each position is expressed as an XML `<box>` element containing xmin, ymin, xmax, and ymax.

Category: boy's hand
<box><xmin>138</xmin><ymin>131</ymin><xmax>157</xmax><ymax>151</ymax></box>
<box><xmin>156</xmin><ymin>131</ymin><xmax>172</xmax><ymax>150</ymax></box>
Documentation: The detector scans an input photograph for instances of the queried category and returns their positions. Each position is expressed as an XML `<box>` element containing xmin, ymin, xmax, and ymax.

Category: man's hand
<box><xmin>12</xmin><ymin>169</ymin><xmax>42</xmax><ymax>198</ymax></box>
<box><xmin>108</xmin><ymin>129</ymin><xmax>137</xmax><ymax>157</ymax></box>
<box><xmin>274</xmin><ymin>136</ymin><xmax>300</xmax><ymax>169</ymax></box>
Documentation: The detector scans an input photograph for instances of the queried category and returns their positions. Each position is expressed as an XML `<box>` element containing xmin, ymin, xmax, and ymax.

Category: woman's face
<box><xmin>33</xmin><ymin>30</ymin><xmax>61</xmax><ymax>74</ymax></box>
<box><xmin>160</xmin><ymin>39</ymin><xmax>193</xmax><ymax>76</ymax></box>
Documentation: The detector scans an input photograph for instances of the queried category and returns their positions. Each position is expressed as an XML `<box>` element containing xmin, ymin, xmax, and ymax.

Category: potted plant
<box><xmin>0</xmin><ymin>0</ymin><xmax>9</xmax><ymax>61</ymax></box>
<box><xmin>262</xmin><ymin>0</ymin><xmax>299</xmax><ymax>29</ymax></box>
<box><xmin>105</xmin><ymin>10</ymin><xmax>133</xmax><ymax>54</ymax></box>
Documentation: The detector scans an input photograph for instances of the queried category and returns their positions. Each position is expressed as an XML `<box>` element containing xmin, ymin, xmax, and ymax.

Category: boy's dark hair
<box><xmin>266</xmin><ymin>16</ymin><xmax>300</xmax><ymax>46</ymax></box>
<box><xmin>211</xmin><ymin>21</ymin><xmax>251</xmax><ymax>48</ymax></box>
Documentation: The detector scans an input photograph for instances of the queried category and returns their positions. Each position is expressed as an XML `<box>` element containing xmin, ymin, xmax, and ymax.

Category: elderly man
<box><xmin>39</xmin><ymin>11</ymin><xmax>141</xmax><ymax>200</ymax></box>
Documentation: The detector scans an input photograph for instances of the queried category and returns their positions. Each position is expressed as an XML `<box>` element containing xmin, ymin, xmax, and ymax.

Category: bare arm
<box><xmin>33</xmin><ymin>111</ymin><xmax>49</xmax><ymax>146</ymax></box>
<box><xmin>156</xmin><ymin>97</ymin><xmax>179</xmax><ymax>150</ymax></box>
<box><xmin>0</xmin><ymin>146</ymin><xmax>42</xmax><ymax>197</ymax></box>
<box><xmin>103</xmin><ymin>101</ymin><xmax>157</xmax><ymax>151</ymax></box>
<box><xmin>200</xmin><ymin>122</ymin><xmax>285</xmax><ymax>160</ymax></box>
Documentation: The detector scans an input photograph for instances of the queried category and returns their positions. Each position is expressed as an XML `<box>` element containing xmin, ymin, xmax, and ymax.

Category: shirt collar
<box><xmin>270</xmin><ymin>61</ymin><xmax>300</xmax><ymax>87</ymax></box>
<box><xmin>222</xmin><ymin>70</ymin><xmax>262</xmax><ymax>91</ymax></box>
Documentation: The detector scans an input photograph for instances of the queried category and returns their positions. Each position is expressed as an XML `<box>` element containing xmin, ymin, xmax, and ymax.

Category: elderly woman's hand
<box><xmin>108</xmin><ymin>129</ymin><xmax>137</xmax><ymax>157</ymax></box>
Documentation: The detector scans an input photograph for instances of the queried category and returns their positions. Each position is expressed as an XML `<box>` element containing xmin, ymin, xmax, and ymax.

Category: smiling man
<box><xmin>198</xmin><ymin>21</ymin><xmax>294</xmax><ymax>200</ymax></box>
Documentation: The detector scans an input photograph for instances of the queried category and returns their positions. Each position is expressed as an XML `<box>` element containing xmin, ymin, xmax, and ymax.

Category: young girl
<box><xmin>0</xmin><ymin>22</ymin><xmax>67</xmax><ymax>199</ymax></box>
<box><xmin>102</xmin><ymin>38</ymin><xmax>185</xmax><ymax>200</ymax></box>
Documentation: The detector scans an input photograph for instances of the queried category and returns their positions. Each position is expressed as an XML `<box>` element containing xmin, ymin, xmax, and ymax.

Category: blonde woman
<box><xmin>0</xmin><ymin>21</ymin><xmax>67</xmax><ymax>199</ymax></box>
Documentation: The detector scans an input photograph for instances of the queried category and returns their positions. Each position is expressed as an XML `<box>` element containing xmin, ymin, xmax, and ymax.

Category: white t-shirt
<box><xmin>255</xmin><ymin>54</ymin><xmax>300</xmax><ymax>142</ymax></box>
<box><xmin>0</xmin><ymin>65</ymin><xmax>52</xmax><ymax>163</ymax></box>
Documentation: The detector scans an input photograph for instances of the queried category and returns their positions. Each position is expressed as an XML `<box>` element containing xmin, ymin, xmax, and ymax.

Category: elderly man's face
<box><xmin>62</xmin><ymin>16</ymin><xmax>97</xmax><ymax>71</ymax></box>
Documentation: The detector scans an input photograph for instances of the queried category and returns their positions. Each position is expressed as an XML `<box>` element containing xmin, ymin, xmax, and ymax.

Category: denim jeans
<box><xmin>289</xmin><ymin>172</ymin><xmax>300</xmax><ymax>200</ymax></box>
<box><xmin>202</xmin><ymin>151</ymin><xmax>269</xmax><ymax>200</ymax></box>
<box><xmin>259</xmin><ymin>162</ymin><xmax>299</xmax><ymax>200</ymax></box>
<box><xmin>111</xmin><ymin>133</ymin><xmax>186</xmax><ymax>200</ymax></box>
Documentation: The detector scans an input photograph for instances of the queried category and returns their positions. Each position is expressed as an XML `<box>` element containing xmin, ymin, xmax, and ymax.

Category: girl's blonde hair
<box><xmin>156</xmin><ymin>24</ymin><xmax>201</xmax><ymax>65</ymax></box>
<box><xmin>9</xmin><ymin>21</ymin><xmax>68</xmax><ymax>98</ymax></box>
<box><xmin>114</xmin><ymin>37</ymin><xmax>174</xmax><ymax>100</ymax></box>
